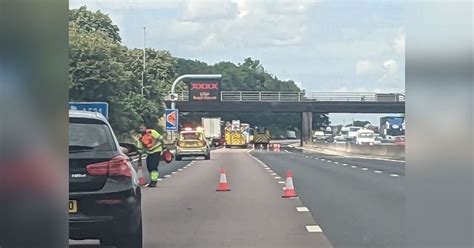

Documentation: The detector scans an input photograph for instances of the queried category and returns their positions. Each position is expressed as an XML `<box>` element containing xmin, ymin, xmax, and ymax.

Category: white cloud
<box><xmin>356</xmin><ymin>59</ymin><xmax>378</xmax><ymax>75</ymax></box>
<box><xmin>180</xmin><ymin>0</ymin><xmax>239</xmax><ymax>22</ymax></box>
<box><xmin>332</xmin><ymin>86</ymin><xmax>404</xmax><ymax>93</ymax></box>
<box><xmin>383</xmin><ymin>59</ymin><xmax>398</xmax><ymax>75</ymax></box>
<box><xmin>393</xmin><ymin>32</ymin><xmax>405</xmax><ymax>54</ymax></box>
<box><xmin>356</xmin><ymin>59</ymin><xmax>398</xmax><ymax>76</ymax></box>
<box><xmin>70</xmin><ymin>0</ymin><xmax>182</xmax><ymax>10</ymax></box>
<box><xmin>159</xmin><ymin>0</ymin><xmax>320</xmax><ymax>52</ymax></box>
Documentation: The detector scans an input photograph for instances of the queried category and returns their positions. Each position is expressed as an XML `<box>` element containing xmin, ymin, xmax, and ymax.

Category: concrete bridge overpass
<box><xmin>165</xmin><ymin>91</ymin><xmax>405</xmax><ymax>113</ymax></box>
<box><xmin>165</xmin><ymin>91</ymin><xmax>405</xmax><ymax>144</ymax></box>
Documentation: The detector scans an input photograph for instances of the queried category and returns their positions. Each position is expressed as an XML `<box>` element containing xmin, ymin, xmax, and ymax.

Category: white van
<box><xmin>356</xmin><ymin>129</ymin><xmax>375</xmax><ymax>145</ymax></box>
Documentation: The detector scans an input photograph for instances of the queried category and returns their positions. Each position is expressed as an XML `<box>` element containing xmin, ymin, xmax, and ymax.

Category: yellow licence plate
<box><xmin>69</xmin><ymin>200</ymin><xmax>78</xmax><ymax>214</ymax></box>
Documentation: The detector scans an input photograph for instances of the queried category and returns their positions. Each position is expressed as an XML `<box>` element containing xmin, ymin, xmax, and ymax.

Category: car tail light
<box><xmin>85</xmin><ymin>162</ymin><xmax>108</xmax><ymax>176</ymax></box>
<box><xmin>108</xmin><ymin>155</ymin><xmax>132</xmax><ymax>177</ymax></box>
<box><xmin>86</xmin><ymin>155</ymin><xmax>131</xmax><ymax>177</ymax></box>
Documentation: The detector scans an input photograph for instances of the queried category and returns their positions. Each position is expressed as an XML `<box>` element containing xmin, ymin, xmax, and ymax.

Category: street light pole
<box><xmin>141</xmin><ymin>26</ymin><xmax>146</xmax><ymax>96</ymax></box>
<box><xmin>170</xmin><ymin>74</ymin><xmax>222</xmax><ymax>109</ymax></box>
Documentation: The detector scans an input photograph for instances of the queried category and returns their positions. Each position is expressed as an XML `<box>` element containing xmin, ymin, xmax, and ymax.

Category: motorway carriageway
<box><xmin>70</xmin><ymin>145</ymin><xmax>404</xmax><ymax>248</ymax></box>
<box><xmin>69</xmin><ymin>147</ymin><xmax>332</xmax><ymax>248</ymax></box>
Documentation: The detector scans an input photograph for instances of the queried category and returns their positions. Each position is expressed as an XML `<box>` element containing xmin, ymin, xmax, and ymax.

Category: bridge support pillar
<box><xmin>301</xmin><ymin>112</ymin><xmax>313</xmax><ymax>147</ymax></box>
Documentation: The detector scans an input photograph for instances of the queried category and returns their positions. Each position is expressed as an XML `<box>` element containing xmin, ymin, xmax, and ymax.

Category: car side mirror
<box><xmin>119</xmin><ymin>143</ymin><xmax>139</xmax><ymax>157</ymax></box>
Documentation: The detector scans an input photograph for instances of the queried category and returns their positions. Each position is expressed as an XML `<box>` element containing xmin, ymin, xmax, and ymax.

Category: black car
<box><xmin>69</xmin><ymin>110</ymin><xmax>142</xmax><ymax>247</ymax></box>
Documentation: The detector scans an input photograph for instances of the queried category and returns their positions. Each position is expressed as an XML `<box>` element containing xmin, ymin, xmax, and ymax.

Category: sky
<box><xmin>70</xmin><ymin>0</ymin><xmax>405</xmax><ymax>126</ymax></box>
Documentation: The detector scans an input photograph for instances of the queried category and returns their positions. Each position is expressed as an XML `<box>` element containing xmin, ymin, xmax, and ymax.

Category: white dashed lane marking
<box><xmin>278</xmin><ymin>181</ymin><xmax>285</xmax><ymax>184</ymax></box>
<box><xmin>178</xmin><ymin>169</ymin><xmax>183</xmax><ymax>171</ymax></box>
<box><xmin>164</xmin><ymin>175</ymin><xmax>172</xmax><ymax>178</ymax></box>
<box><xmin>172</xmin><ymin>171</ymin><xmax>178</xmax><ymax>174</ymax></box>
<box><xmin>274</xmin><ymin>176</ymin><xmax>281</xmax><ymax>179</ymax></box>
<box><xmin>390</xmin><ymin>174</ymin><xmax>400</xmax><ymax>177</ymax></box>
<box><xmin>334</xmin><ymin>161</ymin><xmax>339</xmax><ymax>164</ymax></box>
<box><xmin>271</xmin><ymin>173</ymin><xmax>277</xmax><ymax>176</ymax></box>
<box><xmin>374</xmin><ymin>170</ymin><xmax>382</xmax><ymax>173</ymax></box>
<box><xmin>342</xmin><ymin>163</ymin><xmax>348</xmax><ymax>166</ymax></box>
<box><xmin>306</xmin><ymin>225</ymin><xmax>323</xmax><ymax>233</ymax></box>
<box><xmin>351</xmin><ymin>165</ymin><xmax>357</xmax><ymax>168</ymax></box>
<box><xmin>296</xmin><ymin>207</ymin><xmax>309</xmax><ymax>212</ymax></box>
<box><xmin>361</xmin><ymin>168</ymin><xmax>368</xmax><ymax>171</ymax></box>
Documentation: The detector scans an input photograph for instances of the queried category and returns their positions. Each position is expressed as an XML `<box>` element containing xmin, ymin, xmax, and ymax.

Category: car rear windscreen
<box><xmin>69</xmin><ymin>122</ymin><xmax>115</xmax><ymax>151</ymax></box>
<box><xmin>181</xmin><ymin>132</ymin><xmax>202</xmax><ymax>140</ymax></box>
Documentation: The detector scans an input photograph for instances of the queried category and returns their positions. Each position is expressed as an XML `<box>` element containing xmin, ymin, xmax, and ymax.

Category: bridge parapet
<box><xmin>165</xmin><ymin>91</ymin><xmax>405</xmax><ymax>102</ymax></box>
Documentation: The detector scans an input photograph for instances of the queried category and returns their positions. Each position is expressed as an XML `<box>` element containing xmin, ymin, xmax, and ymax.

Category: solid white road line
<box><xmin>306</xmin><ymin>225</ymin><xmax>323</xmax><ymax>233</ymax></box>
<box><xmin>294</xmin><ymin>146</ymin><xmax>405</xmax><ymax>163</ymax></box>
<box><xmin>296</xmin><ymin>207</ymin><xmax>309</xmax><ymax>212</ymax></box>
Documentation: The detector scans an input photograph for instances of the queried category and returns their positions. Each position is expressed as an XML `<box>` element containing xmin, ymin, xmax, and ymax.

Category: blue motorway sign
<box><xmin>69</xmin><ymin>102</ymin><xmax>109</xmax><ymax>119</ymax></box>
<box><xmin>165</xmin><ymin>109</ymin><xmax>179</xmax><ymax>131</ymax></box>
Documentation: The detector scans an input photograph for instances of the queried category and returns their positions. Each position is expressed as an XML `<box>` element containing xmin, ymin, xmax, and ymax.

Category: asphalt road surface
<box><xmin>70</xmin><ymin>148</ymin><xmax>333</xmax><ymax>248</ymax></box>
<box><xmin>250</xmin><ymin>147</ymin><xmax>404</xmax><ymax>248</ymax></box>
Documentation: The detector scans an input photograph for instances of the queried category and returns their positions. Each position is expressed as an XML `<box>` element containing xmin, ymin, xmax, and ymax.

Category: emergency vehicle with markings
<box><xmin>224</xmin><ymin>120</ymin><xmax>248</xmax><ymax>148</ymax></box>
<box><xmin>252</xmin><ymin>127</ymin><xmax>271</xmax><ymax>149</ymax></box>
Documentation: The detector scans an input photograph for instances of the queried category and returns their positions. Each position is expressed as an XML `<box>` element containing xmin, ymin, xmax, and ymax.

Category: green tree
<box><xmin>69</xmin><ymin>6</ymin><xmax>121</xmax><ymax>42</ymax></box>
<box><xmin>69</xmin><ymin>7</ymin><xmax>176</xmax><ymax>136</ymax></box>
<box><xmin>313</xmin><ymin>114</ymin><xmax>330</xmax><ymax>130</ymax></box>
<box><xmin>349</xmin><ymin>120</ymin><xmax>371</xmax><ymax>127</ymax></box>
<box><xmin>174</xmin><ymin>57</ymin><xmax>324</xmax><ymax>134</ymax></box>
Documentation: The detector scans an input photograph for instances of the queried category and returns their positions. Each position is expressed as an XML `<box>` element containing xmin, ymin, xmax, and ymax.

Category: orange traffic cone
<box><xmin>282</xmin><ymin>170</ymin><xmax>297</xmax><ymax>198</ymax></box>
<box><xmin>216</xmin><ymin>168</ymin><xmax>231</xmax><ymax>191</ymax></box>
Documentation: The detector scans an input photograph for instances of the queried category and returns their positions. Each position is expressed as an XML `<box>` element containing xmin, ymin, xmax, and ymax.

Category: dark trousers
<box><xmin>146</xmin><ymin>152</ymin><xmax>161</xmax><ymax>172</ymax></box>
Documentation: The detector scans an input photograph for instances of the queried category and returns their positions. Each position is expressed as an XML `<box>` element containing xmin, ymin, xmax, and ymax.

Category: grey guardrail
<box><xmin>306</xmin><ymin>142</ymin><xmax>405</xmax><ymax>159</ymax></box>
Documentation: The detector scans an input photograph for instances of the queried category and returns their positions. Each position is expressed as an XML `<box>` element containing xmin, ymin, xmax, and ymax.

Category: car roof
<box><xmin>180</xmin><ymin>130</ymin><xmax>199</xmax><ymax>134</ymax></box>
<box><xmin>69</xmin><ymin>109</ymin><xmax>108</xmax><ymax>122</ymax></box>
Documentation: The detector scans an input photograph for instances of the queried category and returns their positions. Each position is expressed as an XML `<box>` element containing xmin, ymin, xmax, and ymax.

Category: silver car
<box><xmin>175</xmin><ymin>130</ymin><xmax>211</xmax><ymax>161</ymax></box>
